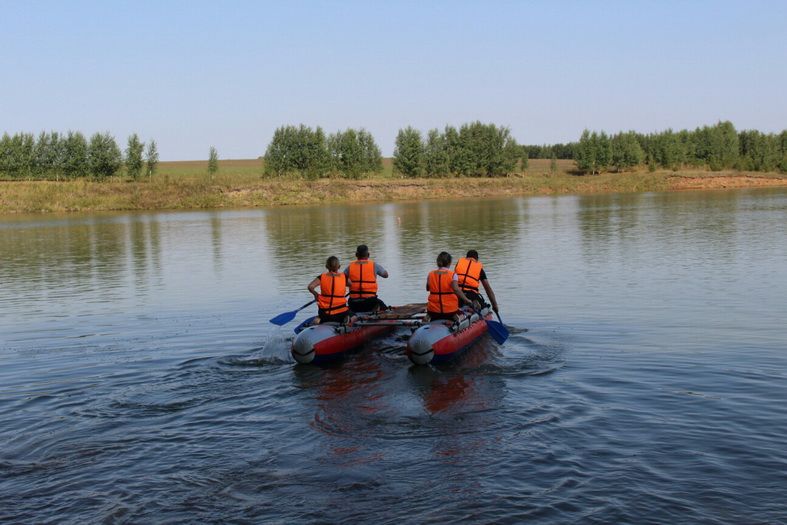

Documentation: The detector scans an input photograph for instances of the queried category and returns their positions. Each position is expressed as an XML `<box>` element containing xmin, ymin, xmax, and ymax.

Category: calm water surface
<box><xmin>1</xmin><ymin>190</ymin><xmax>786</xmax><ymax>524</ymax></box>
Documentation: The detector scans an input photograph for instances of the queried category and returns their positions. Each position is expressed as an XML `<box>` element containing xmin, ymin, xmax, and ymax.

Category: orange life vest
<box><xmin>318</xmin><ymin>271</ymin><xmax>348</xmax><ymax>314</ymax></box>
<box><xmin>348</xmin><ymin>259</ymin><xmax>378</xmax><ymax>299</ymax></box>
<box><xmin>454</xmin><ymin>257</ymin><xmax>482</xmax><ymax>293</ymax></box>
<box><xmin>427</xmin><ymin>269</ymin><xmax>459</xmax><ymax>314</ymax></box>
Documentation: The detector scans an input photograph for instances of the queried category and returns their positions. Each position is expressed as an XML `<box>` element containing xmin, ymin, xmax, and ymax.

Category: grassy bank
<box><xmin>1</xmin><ymin>159</ymin><xmax>786</xmax><ymax>214</ymax></box>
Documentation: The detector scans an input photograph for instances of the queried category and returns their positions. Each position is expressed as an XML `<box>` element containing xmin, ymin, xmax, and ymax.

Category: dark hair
<box><xmin>325</xmin><ymin>256</ymin><xmax>340</xmax><ymax>271</ymax></box>
<box><xmin>466</xmin><ymin>250</ymin><xmax>479</xmax><ymax>259</ymax></box>
<box><xmin>356</xmin><ymin>244</ymin><xmax>369</xmax><ymax>258</ymax></box>
<box><xmin>436</xmin><ymin>251</ymin><xmax>452</xmax><ymax>268</ymax></box>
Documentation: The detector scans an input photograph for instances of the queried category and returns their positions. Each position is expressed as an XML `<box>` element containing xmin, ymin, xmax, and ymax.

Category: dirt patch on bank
<box><xmin>668</xmin><ymin>174</ymin><xmax>787</xmax><ymax>190</ymax></box>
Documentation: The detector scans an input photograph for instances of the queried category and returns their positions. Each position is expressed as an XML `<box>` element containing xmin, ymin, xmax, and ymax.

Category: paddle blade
<box><xmin>269</xmin><ymin>310</ymin><xmax>297</xmax><ymax>326</ymax></box>
<box><xmin>486</xmin><ymin>320</ymin><xmax>509</xmax><ymax>345</ymax></box>
<box><xmin>293</xmin><ymin>316</ymin><xmax>317</xmax><ymax>334</ymax></box>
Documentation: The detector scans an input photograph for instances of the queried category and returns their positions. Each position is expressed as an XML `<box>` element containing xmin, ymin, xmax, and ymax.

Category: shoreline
<box><xmin>1</xmin><ymin>169</ymin><xmax>786</xmax><ymax>215</ymax></box>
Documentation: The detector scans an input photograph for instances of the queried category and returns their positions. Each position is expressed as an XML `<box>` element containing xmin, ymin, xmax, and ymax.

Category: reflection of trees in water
<box><xmin>649</xmin><ymin>191</ymin><xmax>739</xmax><ymax>262</ymax></box>
<box><xmin>394</xmin><ymin>198</ymin><xmax>526</xmax><ymax>300</ymax></box>
<box><xmin>577</xmin><ymin>193</ymin><xmax>645</xmax><ymax>266</ymax></box>
<box><xmin>261</xmin><ymin>198</ymin><xmax>528</xmax><ymax>300</ymax></box>
<box><xmin>210</xmin><ymin>213</ymin><xmax>222</xmax><ymax>274</ymax></box>
<box><xmin>0</xmin><ymin>215</ymin><xmax>166</xmax><ymax>306</ymax></box>
<box><xmin>397</xmin><ymin>199</ymin><xmax>524</xmax><ymax>259</ymax></box>
<box><xmin>130</xmin><ymin>218</ymin><xmax>149</xmax><ymax>294</ymax></box>
<box><xmin>263</xmin><ymin>204</ymin><xmax>388</xmax><ymax>294</ymax></box>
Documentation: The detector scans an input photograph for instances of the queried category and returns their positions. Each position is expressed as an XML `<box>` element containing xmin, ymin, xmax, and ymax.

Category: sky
<box><xmin>1</xmin><ymin>0</ymin><xmax>786</xmax><ymax>160</ymax></box>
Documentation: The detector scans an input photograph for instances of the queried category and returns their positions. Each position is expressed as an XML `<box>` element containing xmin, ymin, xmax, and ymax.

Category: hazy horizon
<box><xmin>2</xmin><ymin>0</ymin><xmax>786</xmax><ymax>160</ymax></box>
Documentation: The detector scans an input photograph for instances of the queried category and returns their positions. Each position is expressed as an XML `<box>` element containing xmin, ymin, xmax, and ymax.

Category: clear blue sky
<box><xmin>1</xmin><ymin>0</ymin><xmax>785</xmax><ymax>160</ymax></box>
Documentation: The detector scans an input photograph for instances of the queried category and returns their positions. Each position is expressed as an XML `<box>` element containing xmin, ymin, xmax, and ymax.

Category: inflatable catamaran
<box><xmin>290</xmin><ymin>303</ymin><xmax>503</xmax><ymax>365</ymax></box>
<box><xmin>291</xmin><ymin>304</ymin><xmax>425</xmax><ymax>364</ymax></box>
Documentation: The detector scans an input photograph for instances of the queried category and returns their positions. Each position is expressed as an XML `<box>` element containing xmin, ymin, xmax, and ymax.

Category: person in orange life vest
<box><xmin>307</xmin><ymin>256</ymin><xmax>350</xmax><ymax>324</ymax></box>
<box><xmin>343</xmin><ymin>244</ymin><xmax>389</xmax><ymax>313</ymax></box>
<box><xmin>425</xmin><ymin>251</ymin><xmax>478</xmax><ymax>321</ymax></box>
<box><xmin>454</xmin><ymin>249</ymin><xmax>499</xmax><ymax>314</ymax></box>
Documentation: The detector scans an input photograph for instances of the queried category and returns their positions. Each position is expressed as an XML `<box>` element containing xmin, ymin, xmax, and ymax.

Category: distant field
<box><xmin>156</xmin><ymin>157</ymin><xmax>567</xmax><ymax>180</ymax></box>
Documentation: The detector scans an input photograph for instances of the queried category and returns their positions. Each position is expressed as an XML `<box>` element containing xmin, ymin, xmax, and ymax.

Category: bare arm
<box><xmin>481</xmin><ymin>279</ymin><xmax>499</xmax><ymax>312</ymax></box>
<box><xmin>451</xmin><ymin>281</ymin><xmax>472</xmax><ymax>306</ymax></box>
<box><xmin>307</xmin><ymin>277</ymin><xmax>320</xmax><ymax>300</ymax></box>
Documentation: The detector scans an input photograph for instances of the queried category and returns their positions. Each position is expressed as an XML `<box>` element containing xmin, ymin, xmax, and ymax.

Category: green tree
<box><xmin>357</xmin><ymin>129</ymin><xmax>383</xmax><ymax>174</ymax></box>
<box><xmin>63</xmin><ymin>131</ymin><xmax>89</xmax><ymax>179</ymax></box>
<box><xmin>520</xmin><ymin>148</ymin><xmax>529</xmax><ymax>173</ymax></box>
<box><xmin>208</xmin><ymin>146</ymin><xmax>219</xmax><ymax>177</ymax></box>
<box><xmin>328</xmin><ymin>129</ymin><xmax>362</xmax><ymax>178</ymax></box>
<box><xmin>327</xmin><ymin>128</ymin><xmax>382</xmax><ymax>178</ymax></box>
<box><xmin>449</xmin><ymin>122</ymin><xmax>519</xmax><ymax>177</ymax></box>
<box><xmin>88</xmin><ymin>132</ymin><xmax>122</xmax><ymax>179</ymax></box>
<box><xmin>424</xmin><ymin>128</ymin><xmax>450</xmax><ymax>177</ymax></box>
<box><xmin>700</xmin><ymin>121</ymin><xmax>739</xmax><ymax>171</ymax></box>
<box><xmin>595</xmin><ymin>132</ymin><xmax>611</xmax><ymax>172</ymax></box>
<box><xmin>125</xmin><ymin>133</ymin><xmax>145</xmax><ymax>179</ymax></box>
<box><xmin>393</xmin><ymin>126</ymin><xmax>424</xmax><ymax>177</ymax></box>
<box><xmin>0</xmin><ymin>134</ymin><xmax>12</xmax><ymax>178</ymax></box>
<box><xmin>33</xmin><ymin>132</ymin><xmax>55</xmax><ymax>179</ymax></box>
<box><xmin>575</xmin><ymin>130</ymin><xmax>597</xmax><ymax>174</ymax></box>
<box><xmin>263</xmin><ymin>125</ymin><xmax>330</xmax><ymax>178</ymax></box>
<box><xmin>647</xmin><ymin>152</ymin><xmax>657</xmax><ymax>172</ymax></box>
<box><xmin>145</xmin><ymin>140</ymin><xmax>159</xmax><ymax>178</ymax></box>
<box><xmin>549</xmin><ymin>153</ymin><xmax>558</xmax><ymax>175</ymax></box>
<box><xmin>779</xmin><ymin>130</ymin><xmax>787</xmax><ymax>172</ymax></box>
<box><xmin>444</xmin><ymin>125</ymin><xmax>463</xmax><ymax>175</ymax></box>
<box><xmin>611</xmin><ymin>131</ymin><xmax>645</xmax><ymax>171</ymax></box>
<box><xmin>652</xmin><ymin>129</ymin><xmax>684</xmax><ymax>170</ymax></box>
<box><xmin>739</xmin><ymin>130</ymin><xmax>779</xmax><ymax>172</ymax></box>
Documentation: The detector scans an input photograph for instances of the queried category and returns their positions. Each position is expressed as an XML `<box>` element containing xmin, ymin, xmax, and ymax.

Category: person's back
<box><xmin>308</xmin><ymin>256</ymin><xmax>349</xmax><ymax>324</ymax></box>
<box><xmin>426</xmin><ymin>251</ymin><xmax>472</xmax><ymax>321</ymax></box>
<box><xmin>454</xmin><ymin>250</ymin><xmax>499</xmax><ymax>314</ymax></box>
<box><xmin>345</xmin><ymin>244</ymin><xmax>388</xmax><ymax>313</ymax></box>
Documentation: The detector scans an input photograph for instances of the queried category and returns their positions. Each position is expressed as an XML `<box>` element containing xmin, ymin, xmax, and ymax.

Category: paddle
<box><xmin>490</xmin><ymin>311</ymin><xmax>510</xmax><ymax>343</ymax></box>
<box><xmin>269</xmin><ymin>299</ymin><xmax>316</xmax><ymax>326</ymax></box>
<box><xmin>293</xmin><ymin>315</ymin><xmax>317</xmax><ymax>334</ymax></box>
<box><xmin>471</xmin><ymin>307</ymin><xmax>508</xmax><ymax>345</ymax></box>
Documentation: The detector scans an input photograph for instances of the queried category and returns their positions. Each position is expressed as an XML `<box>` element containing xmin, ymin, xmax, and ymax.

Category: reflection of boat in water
<box><xmin>407</xmin><ymin>306</ymin><xmax>493</xmax><ymax>365</ymax></box>
<box><xmin>291</xmin><ymin>304</ymin><xmax>425</xmax><ymax>364</ymax></box>
<box><xmin>407</xmin><ymin>341</ymin><xmax>497</xmax><ymax>415</ymax></box>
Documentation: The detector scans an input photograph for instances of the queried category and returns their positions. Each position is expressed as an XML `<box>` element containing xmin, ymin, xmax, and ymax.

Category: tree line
<box><xmin>263</xmin><ymin>125</ymin><xmax>382</xmax><ymax>179</ymax></box>
<box><xmin>4</xmin><ymin>121</ymin><xmax>786</xmax><ymax>181</ymax></box>
<box><xmin>393</xmin><ymin>122</ymin><xmax>522</xmax><ymax>177</ymax></box>
<box><xmin>0</xmin><ymin>131</ymin><xmax>158</xmax><ymax>180</ymax></box>
<box><xmin>574</xmin><ymin>121</ymin><xmax>787</xmax><ymax>174</ymax></box>
<box><xmin>521</xmin><ymin>143</ymin><xmax>575</xmax><ymax>160</ymax></box>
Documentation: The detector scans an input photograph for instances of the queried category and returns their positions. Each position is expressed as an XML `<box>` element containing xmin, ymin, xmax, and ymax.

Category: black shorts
<box><xmin>348</xmin><ymin>297</ymin><xmax>386</xmax><ymax>313</ymax></box>
<box><xmin>427</xmin><ymin>310</ymin><xmax>459</xmax><ymax>321</ymax></box>
<box><xmin>463</xmin><ymin>290</ymin><xmax>485</xmax><ymax>305</ymax></box>
<box><xmin>318</xmin><ymin>309</ymin><xmax>349</xmax><ymax>323</ymax></box>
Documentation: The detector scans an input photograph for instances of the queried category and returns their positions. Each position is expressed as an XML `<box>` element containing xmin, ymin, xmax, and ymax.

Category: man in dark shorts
<box><xmin>454</xmin><ymin>250</ymin><xmax>499</xmax><ymax>314</ymax></box>
<box><xmin>344</xmin><ymin>244</ymin><xmax>389</xmax><ymax>313</ymax></box>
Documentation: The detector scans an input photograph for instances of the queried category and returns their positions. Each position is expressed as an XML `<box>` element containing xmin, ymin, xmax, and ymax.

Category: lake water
<box><xmin>1</xmin><ymin>189</ymin><xmax>786</xmax><ymax>524</ymax></box>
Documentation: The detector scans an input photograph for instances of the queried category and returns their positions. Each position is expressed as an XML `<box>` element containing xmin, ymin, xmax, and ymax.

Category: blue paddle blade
<box><xmin>293</xmin><ymin>316</ymin><xmax>317</xmax><ymax>334</ymax></box>
<box><xmin>269</xmin><ymin>310</ymin><xmax>297</xmax><ymax>326</ymax></box>
<box><xmin>486</xmin><ymin>320</ymin><xmax>509</xmax><ymax>345</ymax></box>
